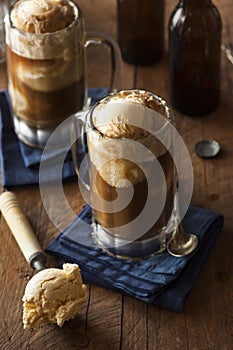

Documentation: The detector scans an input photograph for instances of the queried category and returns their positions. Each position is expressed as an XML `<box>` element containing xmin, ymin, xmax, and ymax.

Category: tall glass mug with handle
<box><xmin>5</xmin><ymin>0</ymin><xmax>121</xmax><ymax>148</ymax></box>
<box><xmin>72</xmin><ymin>90</ymin><xmax>178</xmax><ymax>258</ymax></box>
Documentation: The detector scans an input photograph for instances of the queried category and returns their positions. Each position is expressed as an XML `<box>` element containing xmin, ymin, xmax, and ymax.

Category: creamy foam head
<box><xmin>88</xmin><ymin>90</ymin><xmax>174</xmax><ymax>187</ymax></box>
<box><xmin>92</xmin><ymin>90</ymin><xmax>172</xmax><ymax>139</ymax></box>
<box><xmin>10</xmin><ymin>0</ymin><xmax>76</xmax><ymax>33</ymax></box>
<box><xmin>5</xmin><ymin>0</ymin><xmax>81</xmax><ymax>59</ymax></box>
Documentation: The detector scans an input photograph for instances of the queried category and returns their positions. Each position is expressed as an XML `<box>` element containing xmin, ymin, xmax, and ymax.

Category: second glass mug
<box><xmin>5</xmin><ymin>0</ymin><xmax>121</xmax><ymax>148</ymax></box>
<box><xmin>71</xmin><ymin>90</ymin><xmax>177</xmax><ymax>258</ymax></box>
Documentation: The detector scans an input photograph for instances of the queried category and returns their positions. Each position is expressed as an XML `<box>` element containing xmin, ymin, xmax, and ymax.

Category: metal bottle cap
<box><xmin>194</xmin><ymin>140</ymin><xmax>221</xmax><ymax>159</ymax></box>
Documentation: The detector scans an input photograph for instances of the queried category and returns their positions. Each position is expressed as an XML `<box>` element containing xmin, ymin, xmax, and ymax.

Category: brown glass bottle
<box><xmin>117</xmin><ymin>0</ymin><xmax>164</xmax><ymax>65</ymax></box>
<box><xmin>169</xmin><ymin>0</ymin><xmax>222</xmax><ymax>116</ymax></box>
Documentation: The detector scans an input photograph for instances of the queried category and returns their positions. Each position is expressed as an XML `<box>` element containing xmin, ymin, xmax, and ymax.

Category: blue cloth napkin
<box><xmin>0</xmin><ymin>88</ymin><xmax>109</xmax><ymax>189</ymax></box>
<box><xmin>46</xmin><ymin>205</ymin><xmax>224</xmax><ymax>312</ymax></box>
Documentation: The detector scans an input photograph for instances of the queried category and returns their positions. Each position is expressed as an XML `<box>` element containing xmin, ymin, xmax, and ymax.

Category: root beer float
<box><xmin>5</xmin><ymin>0</ymin><xmax>85</xmax><ymax>147</ymax></box>
<box><xmin>81</xmin><ymin>90</ymin><xmax>176</xmax><ymax>257</ymax></box>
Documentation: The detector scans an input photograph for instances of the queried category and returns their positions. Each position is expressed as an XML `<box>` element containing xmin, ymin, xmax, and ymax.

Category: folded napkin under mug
<box><xmin>46</xmin><ymin>205</ymin><xmax>224</xmax><ymax>312</ymax></box>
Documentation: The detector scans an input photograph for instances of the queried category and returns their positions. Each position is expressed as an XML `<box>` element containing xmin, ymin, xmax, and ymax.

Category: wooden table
<box><xmin>0</xmin><ymin>1</ymin><xmax>232</xmax><ymax>349</ymax></box>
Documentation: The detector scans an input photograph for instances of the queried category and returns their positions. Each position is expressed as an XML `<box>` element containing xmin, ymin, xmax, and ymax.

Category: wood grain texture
<box><xmin>0</xmin><ymin>0</ymin><xmax>233</xmax><ymax>349</ymax></box>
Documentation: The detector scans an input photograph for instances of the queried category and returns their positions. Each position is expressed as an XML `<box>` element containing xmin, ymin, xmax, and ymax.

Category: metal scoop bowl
<box><xmin>167</xmin><ymin>222</ymin><xmax>198</xmax><ymax>257</ymax></box>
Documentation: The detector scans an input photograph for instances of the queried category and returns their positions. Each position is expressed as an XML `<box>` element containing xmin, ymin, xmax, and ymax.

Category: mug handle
<box><xmin>71</xmin><ymin>111</ymin><xmax>91</xmax><ymax>202</ymax></box>
<box><xmin>85</xmin><ymin>31</ymin><xmax>122</xmax><ymax>92</ymax></box>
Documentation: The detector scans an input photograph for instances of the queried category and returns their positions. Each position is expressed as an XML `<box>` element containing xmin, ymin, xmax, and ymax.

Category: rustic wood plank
<box><xmin>148</xmin><ymin>307</ymin><xmax>189</xmax><ymax>350</ymax></box>
<box><xmin>121</xmin><ymin>296</ymin><xmax>148</xmax><ymax>350</ymax></box>
<box><xmin>83</xmin><ymin>286</ymin><xmax>123</xmax><ymax>350</ymax></box>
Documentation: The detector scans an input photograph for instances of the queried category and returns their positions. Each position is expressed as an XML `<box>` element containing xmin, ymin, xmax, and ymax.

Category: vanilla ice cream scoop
<box><xmin>0</xmin><ymin>192</ymin><xmax>86</xmax><ymax>329</ymax></box>
<box><xmin>23</xmin><ymin>263</ymin><xmax>86</xmax><ymax>328</ymax></box>
<box><xmin>92</xmin><ymin>90</ymin><xmax>171</xmax><ymax>139</ymax></box>
<box><xmin>10</xmin><ymin>0</ymin><xmax>76</xmax><ymax>34</ymax></box>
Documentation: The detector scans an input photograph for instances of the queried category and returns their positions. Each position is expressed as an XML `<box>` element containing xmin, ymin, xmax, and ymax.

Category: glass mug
<box><xmin>5</xmin><ymin>0</ymin><xmax>121</xmax><ymax>148</ymax></box>
<box><xmin>71</xmin><ymin>90</ymin><xmax>176</xmax><ymax>258</ymax></box>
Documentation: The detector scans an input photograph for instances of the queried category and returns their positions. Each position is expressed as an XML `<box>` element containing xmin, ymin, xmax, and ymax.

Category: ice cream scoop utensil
<box><xmin>0</xmin><ymin>191</ymin><xmax>87</xmax><ymax>329</ymax></box>
<box><xmin>0</xmin><ymin>191</ymin><xmax>47</xmax><ymax>270</ymax></box>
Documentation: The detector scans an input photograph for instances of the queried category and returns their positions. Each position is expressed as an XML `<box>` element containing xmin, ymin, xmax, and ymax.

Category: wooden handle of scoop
<box><xmin>0</xmin><ymin>192</ymin><xmax>46</xmax><ymax>268</ymax></box>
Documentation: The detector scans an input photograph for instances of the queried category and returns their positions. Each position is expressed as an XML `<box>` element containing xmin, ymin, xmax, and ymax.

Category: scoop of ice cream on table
<box><xmin>23</xmin><ymin>263</ymin><xmax>87</xmax><ymax>329</ymax></box>
<box><xmin>0</xmin><ymin>192</ymin><xmax>86</xmax><ymax>329</ymax></box>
